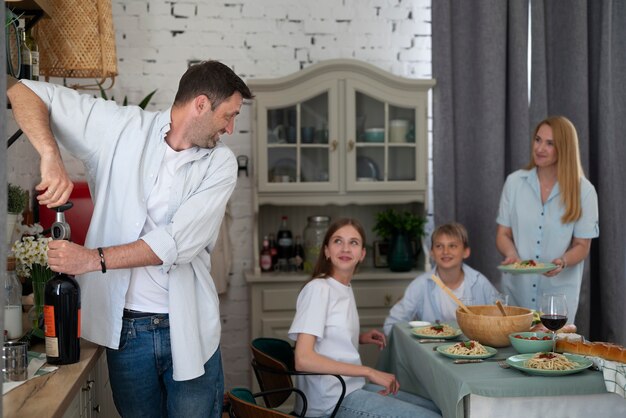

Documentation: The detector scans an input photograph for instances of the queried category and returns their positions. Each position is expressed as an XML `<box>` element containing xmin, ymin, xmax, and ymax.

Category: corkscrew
<box><xmin>51</xmin><ymin>202</ymin><xmax>73</xmax><ymax>241</ymax></box>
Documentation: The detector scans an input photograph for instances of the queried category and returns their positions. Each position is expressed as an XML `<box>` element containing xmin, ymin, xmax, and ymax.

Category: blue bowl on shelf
<box><xmin>364</xmin><ymin>128</ymin><xmax>384</xmax><ymax>142</ymax></box>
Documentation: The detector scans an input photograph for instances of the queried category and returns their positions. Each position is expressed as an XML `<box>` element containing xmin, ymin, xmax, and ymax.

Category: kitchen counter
<box><xmin>2</xmin><ymin>339</ymin><xmax>103</xmax><ymax>418</ymax></box>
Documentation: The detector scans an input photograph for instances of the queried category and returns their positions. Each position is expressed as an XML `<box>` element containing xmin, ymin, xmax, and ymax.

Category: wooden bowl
<box><xmin>456</xmin><ymin>305</ymin><xmax>533</xmax><ymax>347</ymax></box>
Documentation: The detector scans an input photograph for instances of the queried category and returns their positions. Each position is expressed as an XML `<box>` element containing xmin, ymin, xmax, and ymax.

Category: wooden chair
<box><xmin>227</xmin><ymin>387</ymin><xmax>305</xmax><ymax>418</ymax></box>
<box><xmin>250</xmin><ymin>337</ymin><xmax>346</xmax><ymax>417</ymax></box>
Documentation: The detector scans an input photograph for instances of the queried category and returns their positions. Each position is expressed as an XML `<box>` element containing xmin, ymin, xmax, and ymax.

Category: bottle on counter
<box><xmin>268</xmin><ymin>233</ymin><xmax>278</xmax><ymax>269</ymax></box>
<box><xmin>17</xmin><ymin>19</ymin><xmax>33</xmax><ymax>80</ymax></box>
<box><xmin>4</xmin><ymin>257</ymin><xmax>23</xmax><ymax>340</ymax></box>
<box><xmin>303</xmin><ymin>215</ymin><xmax>330</xmax><ymax>272</ymax></box>
<box><xmin>44</xmin><ymin>203</ymin><xmax>81</xmax><ymax>365</ymax></box>
<box><xmin>276</xmin><ymin>216</ymin><xmax>293</xmax><ymax>272</ymax></box>
<box><xmin>293</xmin><ymin>235</ymin><xmax>305</xmax><ymax>271</ymax></box>
<box><xmin>260</xmin><ymin>235</ymin><xmax>273</xmax><ymax>272</ymax></box>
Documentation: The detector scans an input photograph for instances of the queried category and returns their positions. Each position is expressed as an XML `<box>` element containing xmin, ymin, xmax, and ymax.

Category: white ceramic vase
<box><xmin>6</xmin><ymin>212</ymin><xmax>19</xmax><ymax>247</ymax></box>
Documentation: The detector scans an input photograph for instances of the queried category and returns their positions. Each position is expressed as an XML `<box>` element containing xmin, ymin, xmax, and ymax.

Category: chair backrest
<box><xmin>228</xmin><ymin>388</ymin><xmax>292</xmax><ymax>418</ymax></box>
<box><xmin>250</xmin><ymin>338</ymin><xmax>296</xmax><ymax>408</ymax></box>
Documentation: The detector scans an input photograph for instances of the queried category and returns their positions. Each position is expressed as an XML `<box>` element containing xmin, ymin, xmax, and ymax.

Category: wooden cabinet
<box><xmin>250</xmin><ymin>59</ymin><xmax>435</xmax><ymax>202</ymax></box>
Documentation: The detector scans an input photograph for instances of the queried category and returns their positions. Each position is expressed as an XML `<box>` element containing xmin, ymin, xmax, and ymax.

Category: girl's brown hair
<box><xmin>310</xmin><ymin>218</ymin><xmax>367</xmax><ymax>280</ymax></box>
<box><xmin>526</xmin><ymin>116</ymin><xmax>584</xmax><ymax>223</ymax></box>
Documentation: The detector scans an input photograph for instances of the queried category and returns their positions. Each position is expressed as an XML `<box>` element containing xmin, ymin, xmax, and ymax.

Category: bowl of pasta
<box><xmin>456</xmin><ymin>305</ymin><xmax>533</xmax><ymax>347</ymax></box>
<box><xmin>509</xmin><ymin>331</ymin><xmax>554</xmax><ymax>353</ymax></box>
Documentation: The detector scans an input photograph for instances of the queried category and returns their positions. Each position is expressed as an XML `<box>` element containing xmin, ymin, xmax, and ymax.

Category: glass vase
<box><xmin>30</xmin><ymin>264</ymin><xmax>53</xmax><ymax>338</ymax></box>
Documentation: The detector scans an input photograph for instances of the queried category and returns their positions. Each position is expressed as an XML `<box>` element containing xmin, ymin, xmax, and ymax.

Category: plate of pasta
<box><xmin>411</xmin><ymin>324</ymin><xmax>462</xmax><ymax>339</ymax></box>
<box><xmin>436</xmin><ymin>341</ymin><xmax>498</xmax><ymax>359</ymax></box>
<box><xmin>497</xmin><ymin>260</ymin><xmax>557</xmax><ymax>275</ymax></box>
<box><xmin>505</xmin><ymin>352</ymin><xmax>593</xmax><ymax>376</ymax></box>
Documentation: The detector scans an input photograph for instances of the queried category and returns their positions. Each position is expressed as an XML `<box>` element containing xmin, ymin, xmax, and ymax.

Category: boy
<box><xmin>383</xmin><ymin>222</ymin><xmax>498</xmax><ymax>335</ymax></box>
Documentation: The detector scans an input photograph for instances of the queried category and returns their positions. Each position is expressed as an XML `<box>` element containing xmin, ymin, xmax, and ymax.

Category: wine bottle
<box><xmin>293</xmin><ymin>235</ymin><xmax>305</xmax><ymax>271</ymax></box>
<box><xmin>44</xmin><ymin>274</ymin><xmax>81</xmax><ymax>364</ymax></box>
<box><xmin>276</xmin><ymin>216</ymin><xmax>293</xmax><ymax>272</ymax></box>
<box><xmin>260</xmin><ymin>235</ymin><xmax>273</xmax><ymax>272</ymax></box>
<box><xmin>268</xmin><ymin>233</ymin><xmax>278</xmax><ymax>269</ymax></box>
<box><xmin>18</xmin><ymin>19</ymin><xmax>33</xmax><ymax>80</ymax></box>
<box><xmin>44</xmin><ymin>202</ymin><xmax>81</xmax><ymax>365</ymax></box>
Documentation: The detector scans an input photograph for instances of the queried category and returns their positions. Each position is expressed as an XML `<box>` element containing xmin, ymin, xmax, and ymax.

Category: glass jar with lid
<box><xmin>303</xmin><ymin>216</ymin><xmax>331</xmax><ymax>272</ymax></box>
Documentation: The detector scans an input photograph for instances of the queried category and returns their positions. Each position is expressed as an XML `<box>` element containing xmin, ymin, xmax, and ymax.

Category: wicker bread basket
<box><xmin>456</xmin><ymin>305</ymin><xmax>533</xmax><ymax>347</ymax></box>
<box><xmin>33</xmin><ymin>0</ymin><xmax>117</xmax><ymax>80</ymax></box>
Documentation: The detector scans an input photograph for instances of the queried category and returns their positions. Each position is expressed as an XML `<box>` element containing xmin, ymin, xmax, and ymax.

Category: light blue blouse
<box><xmin>21</xmin><ymin>80</ymin><xmax>238</xmax><ymax>381</ymax></box>
<box><xmin>496</xmin><ymin>168</ymin><xmax>599</xmax><ymax>321</ymax></box>
<box><xmin>383</xmin><ymin>264</ymin><xmax>499</xmax><ymax>335</ymax></box>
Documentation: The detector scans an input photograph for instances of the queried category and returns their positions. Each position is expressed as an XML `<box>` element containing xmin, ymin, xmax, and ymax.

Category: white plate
<box><xmin>409</xmin><ymin>321</ymin><xmax>431</xmax><ymax>328</ymax></box>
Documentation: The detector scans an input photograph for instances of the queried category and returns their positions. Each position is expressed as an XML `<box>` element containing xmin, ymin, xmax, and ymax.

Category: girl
<box><xmin>288</xmin><ymin>218</ymin><xmax>441</xmax><ymax>418</ymax></box>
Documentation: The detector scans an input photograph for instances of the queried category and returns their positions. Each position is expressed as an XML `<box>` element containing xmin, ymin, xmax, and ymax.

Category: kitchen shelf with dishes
<box><xmin>245</xmin><ymin>59</ymin><xmax>434</xmax><ymax>374</ymax></box>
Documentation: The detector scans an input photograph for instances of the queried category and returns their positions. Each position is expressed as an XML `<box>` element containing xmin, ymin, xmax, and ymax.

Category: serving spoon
<box><xmin>496</xmin><ymin>300</ymin><xmax>508</xmax><ymax>316</ymax></box>
<box><xmin>430</xmin><ymin>274</ymin><xmax>474</xmax><ymax>315</ymax></box>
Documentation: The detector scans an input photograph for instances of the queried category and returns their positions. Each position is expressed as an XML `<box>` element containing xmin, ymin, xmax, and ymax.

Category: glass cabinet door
<box><xmin>259</xmin><ymin>87</ymin><xmax>339</xmax><ymax>192</ymax></box>
<box><xmin>346</xmin><ymin>85</ymin><xmax>425</xmax><ymax>191</ymax></box>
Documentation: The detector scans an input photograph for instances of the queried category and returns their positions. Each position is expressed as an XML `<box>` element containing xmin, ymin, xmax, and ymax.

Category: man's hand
<box><xmin>47</xmin><ymin>240</ymin><xmax>99</xmax><ymax>275</ymax></box>
<box><xmin>36</xmin><ymin>154</ymin><xmax>74</xmax><ymax>208</ymax></box>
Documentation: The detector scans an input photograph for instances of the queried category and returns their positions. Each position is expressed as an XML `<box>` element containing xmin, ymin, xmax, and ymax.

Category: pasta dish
<box><xmin>444</xmin><ymin>340</ymin><xmax>488</xmax><ymax>356</ymax></box>
<box><xmin>525</xmin><ymin>352</ymin><xmax>577</xmax><ymax>370</ymax></box>
<box><xmin>512</xmin><ymin>260</ymin><xmax>545</xmax><ymax>269</ymax></box>
<box><xmin>416</xmin><ymin>324</ymin><xmax>458</xmax><ymax>336</ymax></box>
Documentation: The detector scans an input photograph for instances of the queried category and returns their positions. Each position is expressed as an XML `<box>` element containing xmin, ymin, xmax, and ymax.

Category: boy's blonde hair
<box><xmin>431</xmin><ymin>222</ymin><xmax>469</xmax><ymax>249</ymax></box>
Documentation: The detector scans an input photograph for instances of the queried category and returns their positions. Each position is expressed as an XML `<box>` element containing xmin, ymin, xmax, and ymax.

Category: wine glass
<box><xmin>539</xmin><ymin>294</ymin><xmax>568</xmax><ymax>353</ymax></box>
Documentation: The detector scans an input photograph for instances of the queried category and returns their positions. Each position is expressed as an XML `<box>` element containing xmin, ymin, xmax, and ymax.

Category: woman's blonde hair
<box><xmin>526</xmin><ymin>116</ymin><xmax>584</xmax><ymax>223</ymax></box>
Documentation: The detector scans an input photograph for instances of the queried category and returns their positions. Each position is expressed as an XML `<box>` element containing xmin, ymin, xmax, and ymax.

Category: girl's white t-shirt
<box><xmin>288</xmin><ymin>277</ymin><xmax>365</xmax><ymax>417</ymax></box>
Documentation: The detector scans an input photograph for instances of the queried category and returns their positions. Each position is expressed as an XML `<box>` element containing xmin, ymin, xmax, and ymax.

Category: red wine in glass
<box><xmin>540</xmin><ymin>294</ymin><xmax>568</xmax><ymax>352</ymax></box>
<box><xmin>540</xmin><ymin>314</ymin><xmax>568</xmax><ymax>332</ymax></box>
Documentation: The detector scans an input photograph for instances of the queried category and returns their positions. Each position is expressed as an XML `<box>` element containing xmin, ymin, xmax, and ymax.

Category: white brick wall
<box><xmin>6</xmin><ymin>0</ymin><xmax>432</xmax><ymax>389</ymax></box>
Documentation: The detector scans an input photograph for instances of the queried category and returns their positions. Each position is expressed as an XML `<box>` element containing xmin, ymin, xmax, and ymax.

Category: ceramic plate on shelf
<box><xmin>269</xmin><ymin>158</ymin><xmax>297</xmax><ymax>182</ymax></box>
<box><xmin>497</xmin><ymin>262</ymin><xmax>557</xmax><ymax>275</ymax></box>
<box><xmin>356</xmin><ymin>156</ymin><xmax>380</xmax><ymax>180</ymax></box>
<box><xmin>505</xmin><ymin>353</ymin><xmax>593</xmax><ymax>376</ymax></box>
<box><xmin>436</xmin><ymin>343</ymin><xmax>498</xmax><ymax>360</ymax></box>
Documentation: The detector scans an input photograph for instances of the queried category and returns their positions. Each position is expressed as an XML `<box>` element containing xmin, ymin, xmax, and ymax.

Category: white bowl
<box><xmin>409</xmin><ymin>320</ymin><xmax>431</xmax><ymax>328</ymax></box>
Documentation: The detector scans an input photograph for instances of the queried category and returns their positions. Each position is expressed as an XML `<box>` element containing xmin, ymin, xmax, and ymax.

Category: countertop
<box><xmin>2</xmin><ymin>339</ymin><xmax>103</xmax><ymax>418</ymax></box>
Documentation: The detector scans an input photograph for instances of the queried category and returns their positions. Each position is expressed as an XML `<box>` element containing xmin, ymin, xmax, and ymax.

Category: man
<box><xmin>7</xmin><ymin>60</ymin><xmax>253</xmax><ymax>417</ymax></box>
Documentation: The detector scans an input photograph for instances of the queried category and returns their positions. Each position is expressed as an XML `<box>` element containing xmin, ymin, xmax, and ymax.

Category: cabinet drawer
<box><xmin>354</xmin><ymin>285</ymin><xmax>406</xmax><ymax>309</ymax></box>
<box><xmin>261</xmin><ymin>288</ymin><xmax>300</xmax><ymax>311</ymax></box>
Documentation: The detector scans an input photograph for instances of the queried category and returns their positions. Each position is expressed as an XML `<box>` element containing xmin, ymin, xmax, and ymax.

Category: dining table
<box><xmin>377</xmin><ymin>323</ymin><xmax>626</xmax><ymax>418</ymax></box>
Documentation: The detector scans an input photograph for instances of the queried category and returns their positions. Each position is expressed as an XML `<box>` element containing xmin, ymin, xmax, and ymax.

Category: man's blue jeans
<box><xmin>106</xmin><ymin>314</ymin><xmax>224</xmax><ymax>418</ymax></box>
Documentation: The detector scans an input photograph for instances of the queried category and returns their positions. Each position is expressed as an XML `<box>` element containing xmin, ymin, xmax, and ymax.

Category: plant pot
<box><xmin>388</xmin><ymin>231</ymin><xmax>414</xmax><ymax>272</ymax></box>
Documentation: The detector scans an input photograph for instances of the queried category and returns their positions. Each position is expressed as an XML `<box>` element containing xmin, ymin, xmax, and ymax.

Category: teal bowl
<box><xmin>509</xmin><ymin>331</ymin><xmax>554</xmax><ymax>353</ymax></box>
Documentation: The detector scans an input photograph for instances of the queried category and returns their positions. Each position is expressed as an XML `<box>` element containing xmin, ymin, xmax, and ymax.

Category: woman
<box><xmin>288</xmin><ymin>218</ymin><xmax>441</xmax><ymax>418</ymax></box>
<box><xmin>496</xmin><ymin>116</ymin><xmax>599</xmax><ymax>322</ymax></box>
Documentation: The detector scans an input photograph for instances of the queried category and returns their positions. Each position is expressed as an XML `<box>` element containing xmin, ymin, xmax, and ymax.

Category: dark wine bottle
<box><xmin>44</xmin><ymin>202</ymin><xmax>81</xmax><ymax>365</ymax></box>
<box><xmin>44</xmin><ymin>273</ymin><xmax>81</xmax><ymax>364</ymax></box>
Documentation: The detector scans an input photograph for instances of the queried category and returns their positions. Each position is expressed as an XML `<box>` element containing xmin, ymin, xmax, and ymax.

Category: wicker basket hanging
<box><xmin>33</xmin><ymin>0</ymin><xmax>118</xmax><ymax>86</ymax></box>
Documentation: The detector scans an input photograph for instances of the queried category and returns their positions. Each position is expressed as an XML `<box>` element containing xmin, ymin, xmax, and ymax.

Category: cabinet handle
<box><xmin>93</xmin><ymin>404</ymin><xmax>101</xmax><ymax>413</ymax></box>
<box><xmin>331</xmin><ymin>139</ymin><xmax>338</xmax><ymax>151</ymax></box>
<box><xmin>82</xmin><ymin>380</ymin><xmax>95</xmax><ymax>391</ymax></box>
<box><xmin>384</xmin><ymin>294</ymin><xmax>392</xmax><ymax>307</ymax></box>
<box><xmin>348</xmin><ymin>140</ymin><xmax>355</xmax><ymax>152</ymax></box>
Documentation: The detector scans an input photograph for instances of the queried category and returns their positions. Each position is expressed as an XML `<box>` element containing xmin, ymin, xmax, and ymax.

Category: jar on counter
<box><xmin>303</xmin><ymin>216</ymin><xmax>331</xmax><ymax>272</ymax></box>
<box><xmin>4</xmin><ymin>257</ymin><xmax>23</xmax><ymax>340</ymax></box>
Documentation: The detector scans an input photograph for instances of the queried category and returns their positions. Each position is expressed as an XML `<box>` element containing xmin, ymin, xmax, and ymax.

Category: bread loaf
<box><xmin>556</xmin><ymin>339</ymin><xmax>626</xmax><ymax>363</ymax></box>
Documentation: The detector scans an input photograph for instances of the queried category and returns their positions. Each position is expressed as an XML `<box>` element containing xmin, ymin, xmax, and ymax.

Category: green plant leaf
<box><xmin>137</xmin><ymin>90</ymin><xmax>157</xmax><ymax>110</ymax></box>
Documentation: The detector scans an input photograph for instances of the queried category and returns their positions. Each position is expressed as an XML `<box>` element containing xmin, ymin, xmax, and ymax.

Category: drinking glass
<box><xmin>539</xmin><ymin>294</ymin><xmax>568</xmax><ymax>353</ymax></box>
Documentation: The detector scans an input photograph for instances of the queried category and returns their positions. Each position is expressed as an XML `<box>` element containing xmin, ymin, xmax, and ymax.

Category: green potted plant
<box><xmin>6</xmin><ymin>183</ymin><xmax>28</xmax><ymax>245</ymax></box>
<box><xmin>373</xmin><ymin>209</ymin><xmax>426</xmax><ymax>272</ymax></box>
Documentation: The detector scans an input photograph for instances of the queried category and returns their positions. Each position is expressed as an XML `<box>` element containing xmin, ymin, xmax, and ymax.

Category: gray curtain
<box><xmin>432</xmin><ymin>0</ymin><xmax>530</xmax><ymax>291</ymax></box>
<box><xmin>433</xmin><ymin>0</ymin><xmax>626</xmax><ymax>345</ymax></box>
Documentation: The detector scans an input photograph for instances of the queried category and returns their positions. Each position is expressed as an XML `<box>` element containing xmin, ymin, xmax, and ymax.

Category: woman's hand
<box><xmin>544</xmin><ymin>257</ymin><xmax>566</xmax><ymax>277</ymax></box>
<box><xmin>496</xmin><ymin>225</ymin><xmax>520</xmax><ymax>265</ymax></box>
<box><xmin>367</xmin><ymin>368</ymin><xmax>400</xmax><ymax>395</ymax></box>
<box><xmin>359</xmin><ymin>329</ymin><xmax>386</xmax><ymax>350</ymax></box>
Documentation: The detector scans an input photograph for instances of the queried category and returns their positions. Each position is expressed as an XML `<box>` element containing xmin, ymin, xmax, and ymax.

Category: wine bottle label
<box><xmin>260</xmin><ymin>254</ymin><xmax>272</xmax><ymax>270</ymax></box>
<box><xmin>45</xmin><ymin>337</ymin><xmax>60</xmax><ymax>357</ymax></box>
<box><xmin>44</xmin><ymin>305</ymin><xmax>56</xmax><ymax>337</ymax></box>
